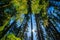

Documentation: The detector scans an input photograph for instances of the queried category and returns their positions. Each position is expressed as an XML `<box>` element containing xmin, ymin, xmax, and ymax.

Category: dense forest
<box><xmin>0</xmin><ymin>0</ymin><xmax>60</xmax><ymax>40</ymax></box>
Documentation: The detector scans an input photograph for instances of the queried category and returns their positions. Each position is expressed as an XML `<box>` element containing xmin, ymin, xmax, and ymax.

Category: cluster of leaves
<box><xmin>41</xmin><ymin>1</ymin><xmax>49</xmax><ymax>27</ymax></box>
<box><xmin>11</xmin><ymin>0</ymin><xmax>27</xmax><ymax>14</ymax></box>
<box><xmin>10</xmin><ymin>0</ymin><xmax>27</xmax><ymax>23</ymax></box>
<box><xmin>1</xmin><ymin>33</ymin><xmax>21</xmax><ymax>40</ymax></box>
<box><xmin>31</xmin><ymin>0</ymin><xmax>40</xmax><ymax>14</ymax></box>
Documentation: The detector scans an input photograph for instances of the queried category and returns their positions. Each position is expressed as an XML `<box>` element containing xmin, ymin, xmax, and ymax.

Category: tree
<box><xmin>0</xmin><ymin>0</ymin><xmax>60</xmax><ymax>40</ymax></box>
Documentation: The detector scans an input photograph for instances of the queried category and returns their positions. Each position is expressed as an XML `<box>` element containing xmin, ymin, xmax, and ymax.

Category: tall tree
<box><xmin>27</xmin><ymin>0</ymin><xmax>33</xmax><ymax>40</ymax></box>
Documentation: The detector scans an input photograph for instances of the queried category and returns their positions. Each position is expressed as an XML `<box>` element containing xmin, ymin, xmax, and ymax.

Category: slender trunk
<box><xmin>27</xmin><ymin>0</ymin><xmax>33</xmax><ymax>40</ymax></box>
<box><xmin>35</xmin><ymin>14</ymin><xmax>44</xmax><ymax>40</ymax></box>
<box><xmin>31</xmin><ymin>14</ymin><xmax>33</xmax><ymax>40</ymax></box>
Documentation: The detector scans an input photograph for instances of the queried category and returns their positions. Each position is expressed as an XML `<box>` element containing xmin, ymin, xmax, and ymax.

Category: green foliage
<box><xmin>32</xmin><ymin>0</ymin><xmax>49</xmax><ymax>14</ymax></box>
<box><xmin>31</xmin><ymin>0</ymin><xmax>40</xmax><ymax>13</ymax></box>
<box><xmin>11</xmin><ymin>0</ymin><xmax>27</xmax><ymax>14</ymax></box>
<box><xmin>0</xmin><ymin>12</ymin><xmax>11</xmax><ymax>31</ymax></box>
<box><xmin>1</xmin><ymin>33</ymin><xmax>21</xmax><ymax>40</ymax></box>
